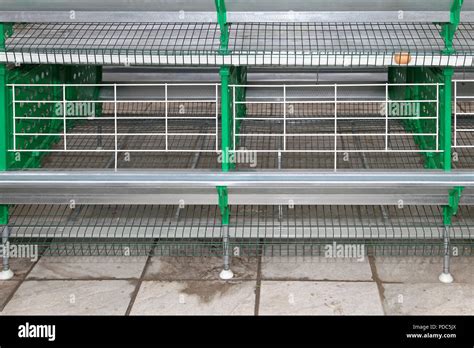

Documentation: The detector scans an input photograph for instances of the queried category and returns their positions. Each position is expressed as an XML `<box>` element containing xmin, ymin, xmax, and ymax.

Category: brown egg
<box><xmin>394</xmin><ymin>52</ymin><xmax>411</xmax><ymax>65</ymax></box>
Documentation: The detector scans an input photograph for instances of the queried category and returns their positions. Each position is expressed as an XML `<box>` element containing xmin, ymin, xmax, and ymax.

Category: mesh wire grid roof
<box><xmin>2</xmin><ymin>22</ymin><xmax>474</xmax><ymax>66</ymax></box>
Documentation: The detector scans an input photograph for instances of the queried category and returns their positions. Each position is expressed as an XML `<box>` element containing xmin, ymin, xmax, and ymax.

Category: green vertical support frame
<box><xmin>215</xmin><ymin>0</ymin><xmax>247</xmax><ymax>216</ymax></box>
<box><xmin>439</xmin><ymin>0</ymin><xmax>462</xmax><ymax>166</ymax></box>
<box><xmin>215</xmin><ymin>1</ymin><xmax>233</xmax><ymax>276</ymax></box>
<box><xmin>442</xmin><ymin>0</ymin><xmax>464</xmax><ymax>55</ymax></box>
<box><xmin>218</xmin><ymin>67</ymin><xmax>231</xmax><ymax>230</ymax></box>
<box><xmin>439</xmin><ymin>1</ymin><xmax>464</xmax><ymax>282</ymax></box>
<box><xmin>440</xmin><ymin>0</ymin><xmax>464</xmax><ymax>213</ymax></box>
<box><xmin>0</xmin><ymin>23</ymin><xmax>11</xmax><ymax>226</ymax></box>
<box><xmin>218</xmin><ymin>66</ymin><xmax>231</xmax><ymax>225</ymax></box>
<box><xmin>440</xmin><ymin>67</ymin><xmax>454</xmax><ymax>172</ymax></box>
<box><xmin>438</xmin><ymin>0</ymin><xmax>463</xmax><ymax>171</ymax></box>
<box><xmin>215</xmin><ymin>0</ymin><xmax>229</xmax><ymax>55</ymax></box>
<box><xmin>443</xmin><ymin>187</ymin><xmax>463</xmax><ymax>226</ymax></box>
<box><xmin>220</xmin><ymin>66</ymin><xmax>231</xmax><ymax>173</ymax></box>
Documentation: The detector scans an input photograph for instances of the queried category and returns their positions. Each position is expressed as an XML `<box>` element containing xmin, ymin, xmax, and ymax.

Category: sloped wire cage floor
<box><xmin>3</xmin><ymin>22</ymin><xmax>474</xmax><ymax>66</ymax></box>
<box><xmin>5</xmin><ymin>204</ymin><xmax>474</xmax><ymax>257</ymax></box>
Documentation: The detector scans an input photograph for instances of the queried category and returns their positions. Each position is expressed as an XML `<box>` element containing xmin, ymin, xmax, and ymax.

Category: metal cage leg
<box><xmin>439</xmin><ymin>225</ymin><xmax>454</xmax><ymax>284</ymax></box>
<box><xmin>0</xmin><ymin>225</ymin><xmax>14</xmax><ymax>280</ymax></box>
<box><xmin>219</xmin><ymin>224</ymin><xmax>233</xmax><ymax>280</ymax></box>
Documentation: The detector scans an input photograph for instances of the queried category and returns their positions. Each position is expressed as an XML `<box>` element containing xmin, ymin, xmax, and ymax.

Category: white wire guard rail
<box><xmin>8</xmin><ymin>82</ymin><xmax>442</xmax><ymax>172</ymax></box>
<box><xmin>454</xmin><ymin>79</ymin><xmax>474</xmax><ymax>149</ymax></box>
<box><xmin>231</xmin><ymin>83</ymin><xmax>441</xmax><ymax>171</ymax></box>
<box><xmin>8</xmin><ymin>83</ymin><xmax>221</xmax><ymax>171</ymax></box>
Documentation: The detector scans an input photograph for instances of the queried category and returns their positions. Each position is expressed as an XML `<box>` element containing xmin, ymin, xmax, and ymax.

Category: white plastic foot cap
<box><xmin>439</xmin><ymin>272</ymin><xmax>454</xmax><ymax>284</ymax></box>
<box><xmin>219</xmin><ymin>269</ymin><xmax>234</xmax><ymax>280</ymax></box>
<box><xmin>0</xmin><ymin>269</ymin><xmax>14</xmax><ymax>280</ymax></box>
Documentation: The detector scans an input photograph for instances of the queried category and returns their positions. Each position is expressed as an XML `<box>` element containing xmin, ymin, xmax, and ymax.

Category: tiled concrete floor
<box><xmin>0</xmin><ymin>255</ymin><xmax>473</xmax><ymax>315</ymax></box>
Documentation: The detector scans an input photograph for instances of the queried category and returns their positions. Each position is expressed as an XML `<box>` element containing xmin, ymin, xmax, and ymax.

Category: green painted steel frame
<box><xmin>388</xmin><ymin>0</ymin><xmax>465</xmax><ymax>226</ymax></box>
<box><xmin>0</xmin><ymin>2</ymin><xmax>470</xmax><ymax>234</ymax></box>
<box><xmin>215</xmin><ymin>0</ymin><xmax>248</xmax><ymax>226</ymax></box>
<box><xmin>217</xmin><ymin>65</ymin><xmax>247</xmax><ymax>225</ymax></box>
<box><xmin>442</xmin><ymin>0</ymin><xmax>464</xmax><ymax>54</ymax></box>
<box><xmin>442</xmin><ymin>0</ymin><xmax>464</xmax><ymax>225</ymax></box>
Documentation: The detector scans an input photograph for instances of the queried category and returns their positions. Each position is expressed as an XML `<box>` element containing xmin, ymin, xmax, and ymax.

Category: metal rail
<box><xmin>0</xmin><ymin>170</ymin><xmax>474</xmax><ymax>205</ymax></box>
<box><xmin>0</xmin><ymin>0</ymin><xmax>462</xmax><ymax>23</ymax></box>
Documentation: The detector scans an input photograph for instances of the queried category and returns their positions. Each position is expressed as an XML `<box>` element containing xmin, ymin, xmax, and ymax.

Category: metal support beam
<box><xmin>2</xmin><ymin>171</ymin><xmax>474</xmax><ymax>205</ymax></box>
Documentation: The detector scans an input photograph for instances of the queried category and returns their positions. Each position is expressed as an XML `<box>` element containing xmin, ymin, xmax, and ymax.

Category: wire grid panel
<box><xmin>453</xmin><ymin>79</ymin><xmax>474</xmax><ymax>149</ymax></box>
<box><xmin>2</xmin><ymin>23</ymin><xmax>223</xmax><ymax>65</ymax></box>
<box><xmin>227</xmin><ymin>22</ymin><xmax>474</xmax><ymax>67</ymax></box>
<box><xmin>454</xmin><ymin>23</ymin><xmax>474</xmax><ymax>55</ymax></box>
<box><xmin>231</xmin><ymin>83</ymin><xmax>441</xmax><ymax>171</ymax></box>
<box><xmin>8</xmin><ymin>83</ymin><xmax>221</xmax><ymax>171</ymax></box>
<box><xmin>7</xmin><ymin>204</ymin><xmax>474</xmax><ymax>257</ymax></box>
<box><xmin>2</xmin><ymin>22</ymin><xmax>474</xmax><ymax>67</ymax></box>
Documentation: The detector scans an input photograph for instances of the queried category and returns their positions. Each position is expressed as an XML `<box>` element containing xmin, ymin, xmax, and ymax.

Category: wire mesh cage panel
<box><xmin>1</xmin><ymin>23</ymin><xmax>222</xmax><ymax>66</ymax></box>
<box><xmin>6</xmin><ymin>81</ymin><xmax>443</xmax><ymax>171</ymax></box>
<box><xmin>2</xmin><ymin>22</ymin><xmax>474</xmax><ymax>67</ymax></box>
<box><xmin>8</xmin><ymin>83</ymin><xmax>221</xmax><ymax>170</ymax></box>
<box><xmin>6</xmin><ymin>204</ymin><xmax>474</xmax><ymax>257</ymax></box>
<box><xmin>453</xmin><ymin>79</ymin><xmax>474</xmax><ymax>170</ymax></box>
<box><xmin>227</xmin><ymin>22</ymin><xmax>463</xmax><ymax>67</ymax></box>
<box><xmin>231</xmin><ymin>83</ymin><xmax>440</xmax><ymax>171</ymax></box>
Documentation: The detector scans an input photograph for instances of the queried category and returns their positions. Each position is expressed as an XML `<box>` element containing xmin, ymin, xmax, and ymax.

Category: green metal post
<box><xmin>220</xmin><ymin>66</ymin><xmax>231</xmax><ymax>173</ymax></box>
<box><xmin>438</xmin><ymin>1</ymin><xmax>463</xmax><ymax>282</ymax></box>
<box><xmin>443</xmin><ymin>187</ymin><xmax>463</xmax><ymax>226</ymax></box>
<box><xmin>442</xmin><ymin>0</ymin><xmax>464</xmax><ymax>54</ymax></box>
<box><xmin>217</xmin><ymin>66</ymin><xmax>231</xmax><ymax>229</ymax></box>
<box><xmin>441</xmin><ymin>68</ymin><xmax>454</xmax><ymax>172</ymax></box>
<box><xmin>215</xmin><ymin>0</ymin><xmax>234</xmax><ymax>278</ymax></box>
<box><xmin>437</xmin><ymin>2</ymin><xmax>462</xmax><ymax>170</ymax></box>
<box><xmin>215</xmin><ymin>0</ymin><xmax>229</xmax><ymax>54</ymax></box>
